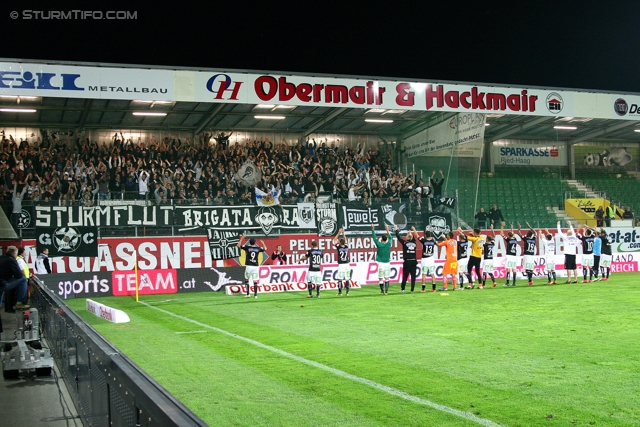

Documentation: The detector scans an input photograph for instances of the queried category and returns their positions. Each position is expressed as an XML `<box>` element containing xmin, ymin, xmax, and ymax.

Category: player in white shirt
<box><xmin>539</xmin><ymin>228</ymin><xmax>557</xmax><ymax>284</ymax></box>
<box><xmin>556</xmin><ymin>220</ymin><xmax>578</xmax><ymax>284</ymax></box>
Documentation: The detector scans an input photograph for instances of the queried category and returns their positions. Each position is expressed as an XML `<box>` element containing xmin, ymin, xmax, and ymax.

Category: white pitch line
<box><xmin>140</xmin><ymin>302</ymin><xmax>504</xmax><ymax>427</ymax></box>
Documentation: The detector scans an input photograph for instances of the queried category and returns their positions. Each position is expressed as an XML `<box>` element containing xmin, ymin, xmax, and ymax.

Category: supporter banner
<box><xmin>379</xmin><ymin>202</ymin><xmax>410</xmax><ymax>231</ymax></box>
<box><xmin>432</xmin><ymin>197</ymin><xmax>457</xmax><ymax>210</ymax></box>
<box><xmin>0</xmin><ymin>61</ymin><xmax>175</xmax><ymax>101</ymax></box>
<box><xmin>493</xmin><ymin>142</ymin><xmax>567</xmax><ymax>166</ymax></box>
<box><xmin>234</xmin><ymin>160</ymin><xmax>261</xmax><ymax>187</ymax></box>
<box><xmin>36</xmin><ymin>226</ymin><xmax>98</xmax><ymax>257</ymax></box>
<box><xmin>7</xmin><ymin>60</ymin><xmax>640</xmax><ymax>120</ymax></box>
<box><xmin>255</xmin><ymin>187</ymin><xmax>280</xmax><ymax>206</ymax></box>
<box><xmin>404</xmin><ymin>113</ymin><xmax>486</xmax><ymax>158</ymax></box>
<box><xmin>316</xmin><ymin>200</ymin><xmax>339</xmax><ymax>236</ymax></box>
<box><xmin>423</xmin><ymin>212</ymin><xmax>453</xmax><ymax>240</ymax></box>
<box><xmin>339</xmin><ymin>203</ymin><xmax>382</xmax><ymax>235</ymax></box>
<box><xmin>297</xmin><ymin>203</ymin><xmax>316</xmax><ymax>229</ymax></box>
<box><xmin>206</xmin><ymin>229</ymin><xmax>241</xmax><ymax>260</ymax></box>
<box><xmin>17</xmin><ymin>206</ymin><xmax>34</xmax><ymax>229</ymax></box>
<box><xmin>175</xmin><ymin>205</ymin><xmax>300</xmax><ymax>234</ymax></box>
<box><xmin>35</xmin><ymin>205</ymin><xmax>173</xmax><ymax>228</ymax></box>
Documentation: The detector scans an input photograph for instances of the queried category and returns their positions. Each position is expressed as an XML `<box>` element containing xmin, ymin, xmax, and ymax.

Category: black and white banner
<box><xmin>175</xmin><ymin>205</ymin><xmax>300</xmax><ymax>235</ymax></box>
<box><xmin>297</xmin><ymin>203</ymin><xmax>316</xmax><ymax>229</ymax></box>
<box><xmin>423</xmin><ymin>212</ymin><xmax>452</xmax><ymax>240</ymax></box>
<box><xmin>432</xmin><ymin>197</ymin><xmax>457</xmax><ymax>210</ymax></box>
<box><xmin>206</xmin><ymin>229</ymin><xmax>241</xmax><ymax>260</ymax></box>
<box><xmin>36</xmin><ymin>227</ymin><xmax>99</xmax><ymax>257</ymax></box>
<box><xmin>35</xmin><ymin>205</ymin><xmax>173</xmax><ymax>228</ymax></box>
<box><xmin>340</xmin><ymin>203</ymin><xmax>381</xmax><ymax>235</ymax></box>
<box><xmin>378</xmin><ymin>202</ymin><xmax>410</xmax><ymax>231</ymax></box>
<box><xmin>315</xmin><ymin>200</ymin><xmax>338</xmax><ymax>236</ymax></box>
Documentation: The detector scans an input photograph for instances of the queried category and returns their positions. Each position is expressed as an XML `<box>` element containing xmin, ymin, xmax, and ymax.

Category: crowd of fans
<box><xmin>1</xmin><ymin>130</ymin><xmax>445</xmax><ymax>219</ymax></box>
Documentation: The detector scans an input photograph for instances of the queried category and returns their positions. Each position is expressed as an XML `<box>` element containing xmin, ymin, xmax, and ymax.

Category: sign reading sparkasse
<box><xmin>2</xmin><ymin>60</ymin><xmax>640</xmax><ymax>120</ymax></box>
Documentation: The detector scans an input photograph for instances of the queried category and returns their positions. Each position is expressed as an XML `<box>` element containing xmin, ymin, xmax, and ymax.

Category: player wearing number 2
<box><xmin>518</xmin><ymin>222</ymin><xmax>538</xmax><ymax>286</ymax></box>
<box><xmin>237</xmin><ymin>235</ymin><xmax>267</xmax><ymax>298</ymax></box>
<box><xmin>300</xmin><ymin>240</ymin><xmax>323</xmax><ymax>298</ymax></box>
<box><xmin>333</xmin><ymin>227</ymin><xmax>352</xmax><ymax>296</ymax></box>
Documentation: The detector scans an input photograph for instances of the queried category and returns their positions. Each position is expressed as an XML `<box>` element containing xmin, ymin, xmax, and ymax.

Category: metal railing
<box><xmin>31</xmin><ymin>278</ymin><xmax>210</xmax><ymax>427</ymax></box>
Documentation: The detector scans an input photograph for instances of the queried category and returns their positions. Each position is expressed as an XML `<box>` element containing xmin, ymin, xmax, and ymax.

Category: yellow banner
<box><xmin>564</xmin><ymin>198</ymin><xmax>608</xmax><ymax>226</ymax></box>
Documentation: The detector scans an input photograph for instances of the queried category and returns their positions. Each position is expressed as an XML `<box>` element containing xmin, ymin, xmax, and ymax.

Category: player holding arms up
<box><xmin>540</xmin><ymin>228</ymin><xmax>557</xmax><ymax>285</ymax></box>
<box><xmin>237</xmin><ymin>235</ymin><xmax>267</xmax><ymax>298</ymax></box>
<box><xmin>371</xmin><ymin>224</ymin><xmax>392</xmax><ymax>294</ymax></box>
<box><xmin>333</xmin><ymin>227</ymin><xmax>351</xmax><ymax>296</ymax></box>
<box><xmin>465</xmin><ymin>228</ymin><xmax>485</xmax><ymax>289</ymax></box>
<box><xmin>577</xmin><ymin>226</ymin><xmax>596</xmax><ymax>283</ymax></box>
<box><xmin>437</xmin><ymin>231</ymin><xmax>458</xmax><ymax>291</ymax></box>
<box><xmin>457</xmin><ymin>232</ymin><xmax>471</xmax><ymax>289</ymax></box>
<box><xmin>518</xmin><ymin>222</ymin><xmax>538</xmax><ymax>286</ymax></box>
<box><xmin>300</xmin><ymin>240</ymin><xmax>323</xmax><ymax>298</ymax></box>
<box><xmin>592</xmin><ymin>227</ymin><xmax>602</xmax><ymax>281</ymax></box>
<box><xmin>395</xmin><ymin>225</ymin><xmax>418</xmax><ymax>293</ymax></box>
<box><xmin>482</xmin><ymin>226</ymin><xmax>497</xmax><ymax>288</ymax></box>
<box><xmin>499</xmin><ymin>222</ymin><xmax>520</xmax><ymax>287</ymax></box>
<box><xmin>557</xmin><ymin>221</ymin><xmax>578</xmax><ymax>283</ymax></box>
<box><xmin>599</xmin><ymin>228</ymin><xmax>612</xmax><ymax>280</ymax></box>
<box><xmin>417</xmin><ymin>228</ymin><xmax>438</xmax><ymax>292</ymax></box>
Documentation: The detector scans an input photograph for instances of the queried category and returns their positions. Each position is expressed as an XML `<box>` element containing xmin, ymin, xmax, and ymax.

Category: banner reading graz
<box><xmin>36</xmin><ymin>226</ymin><xmax>98</xmax><ymax>257</ymax></box>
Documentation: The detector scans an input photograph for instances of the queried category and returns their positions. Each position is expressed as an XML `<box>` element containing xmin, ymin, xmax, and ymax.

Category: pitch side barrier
<box><xmin>30</xmin><ymin>277</ymin><xmax>210</xmax><ymax>427</ymax></box>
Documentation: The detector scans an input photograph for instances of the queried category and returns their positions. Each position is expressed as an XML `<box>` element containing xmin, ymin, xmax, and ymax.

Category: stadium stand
<box><xmin>575</xmin><ymin>166</ymin><xmax>639</xmax><ymax>222</ymax></box>
<box><xmin>457</xmin><ymin>167</ymin><xmax>573</xmax><ymax>228</ymax></box>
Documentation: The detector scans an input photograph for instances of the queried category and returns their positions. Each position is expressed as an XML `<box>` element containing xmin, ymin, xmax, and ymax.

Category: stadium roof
<box><xmin>1</xmin><ymin>59</ymin><xmax>640</xmax><ymax>145</ymax></box>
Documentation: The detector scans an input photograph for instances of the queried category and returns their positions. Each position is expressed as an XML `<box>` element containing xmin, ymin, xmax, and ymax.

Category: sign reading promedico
<box><xmin>2</xmin><ymin>60</ymin><xmax>640</xmax><ymax>120</ymax></box>
<box><xmin>492</xmin><ymin>142</ymin><xmax>567</xmax><ymax>166</ymax></box>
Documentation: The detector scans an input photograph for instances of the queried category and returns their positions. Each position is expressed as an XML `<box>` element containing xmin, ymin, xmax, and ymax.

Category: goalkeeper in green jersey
<box><xmin>371</xmin><ymin>224</ymin><xmax>392</xmax><ymax>294</ymax></box>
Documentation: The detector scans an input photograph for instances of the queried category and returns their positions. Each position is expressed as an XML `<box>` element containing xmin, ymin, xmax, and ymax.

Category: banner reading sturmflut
<box><xmin>36</xmin><ymin>226</ymin><xmax>98</xmax><ymax>257</ymax></box>
<box><xmin>404</xmin><ymin>113</ymin><xmax>486</xmax><ymax>158</ymax></box>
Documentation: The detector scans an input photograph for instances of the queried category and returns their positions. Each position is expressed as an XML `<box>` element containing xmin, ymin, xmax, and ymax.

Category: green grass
<box><xmin>66</xmin><ymin>273</ymin><xmax>640</xmax><ymax>427</ymax></box>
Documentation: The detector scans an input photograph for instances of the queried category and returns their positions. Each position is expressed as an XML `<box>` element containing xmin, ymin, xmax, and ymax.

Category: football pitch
<box><xmin>66</xmin><ymin>273</ymin><xmax>640</xmax><ymax>427</ymax></box>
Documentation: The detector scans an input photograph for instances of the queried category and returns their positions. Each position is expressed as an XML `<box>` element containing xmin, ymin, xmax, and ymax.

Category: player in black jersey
<box><xmin>518</xmin><ymin>222</ymin><xmax>537</xmax><ymax>286</ymax></box>
<box><xmin>237</xmin><ymin>235</ymin><xmax>267</xmax><ymax>298</ymax></box>
<box><xmin>395</xmin><ymin>224</ymin><xmax>418</xmax><ymax>293</ymax></box>
<box><xmin>457</xmin><ymin>233</ymin><xmax>472</xmax><ymax>289</ymax></box>
<box><xmin>417</xmin><ymin>229</ymin><xmax>437</xmax><ymax>292</ymax></box>
<box><xmin>599</xmin><ymin>228</ymin><xmax>612</xmax><ymax>280</ymax></box>
<box><xmin>577</xmin><ymin>226</ymin><xmax>596</xmax><ymax>282</ymax></box>
<box><xmin>482</xmin><ymin>227</ymin><xmax>497</xmax><ymax>288</ymax></box>
<box><xmin>300</xmin><ymin>240</ymin><xmax>323</xmax><ymax>298</ymax></box>
<box><xmin>333</xmin><ymin>227</ymin><xmax>351</xmax><ymax>296</ymax></box>
<box><xmin>498</xmin><ymin>222</ymin><xmax>520</xmax><ymax>286</ymax></box>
